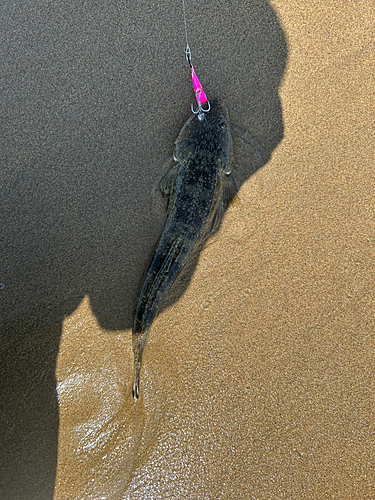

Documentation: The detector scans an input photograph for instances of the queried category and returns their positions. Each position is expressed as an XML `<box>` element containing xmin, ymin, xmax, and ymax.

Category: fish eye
<box><xmin>219</xmin><ymin>120</ymin><xmax>227</xmax><ymax>129</ymax></box>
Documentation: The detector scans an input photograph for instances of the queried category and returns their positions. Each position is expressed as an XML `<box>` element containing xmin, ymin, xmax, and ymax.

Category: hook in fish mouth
<box><xmin>191</xmin><ymin>89</ymin><xmax>211</xmax><ymax>121</ymax></box>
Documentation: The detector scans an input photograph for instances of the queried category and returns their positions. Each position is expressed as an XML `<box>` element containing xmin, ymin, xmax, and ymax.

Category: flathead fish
<box><xmin>132</xmin><ymin>99</ymin><xmax>237</xmax><ymax>399</ymax></box>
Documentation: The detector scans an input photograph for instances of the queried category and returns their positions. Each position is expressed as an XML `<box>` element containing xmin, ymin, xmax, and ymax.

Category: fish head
<box><xmin>174</xmin><ymin>99</ymin><xmax>233</xmax><ymax>172</ymax></box>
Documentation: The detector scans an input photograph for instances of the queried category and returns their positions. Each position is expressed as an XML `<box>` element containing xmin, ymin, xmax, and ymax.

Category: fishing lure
<box><xmin>185</xmin><ymin>45</ymin><xmax>210</xmax><ymax>120</ymax></box>
<box><xmin>182</xmin><ymin>0</ymin><xmax>210</xmax><ymax>120</ymax></box>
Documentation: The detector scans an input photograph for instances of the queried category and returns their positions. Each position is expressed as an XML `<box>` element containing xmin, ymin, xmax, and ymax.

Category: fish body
<box><xmin>132</xmin><ymin>99</ymin><xmax>237</xmax><ymax>399</ymax></box>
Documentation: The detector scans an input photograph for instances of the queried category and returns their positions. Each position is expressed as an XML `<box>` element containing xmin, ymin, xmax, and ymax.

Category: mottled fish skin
<box><xmin>132</xmin><ymin>99</ymin><xmax>237</xmax><ymax>399</ymax></box>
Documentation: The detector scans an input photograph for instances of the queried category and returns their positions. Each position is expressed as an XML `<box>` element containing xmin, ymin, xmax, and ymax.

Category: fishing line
<box><xmin>181</xmin><ymin>0</ymin><xmax>191</xmax><ymax>66</ymax></box>
<box><xmin>181</xmin><ymin>0</ymin><xmax>210</xmax><ymax>119</ymax></box>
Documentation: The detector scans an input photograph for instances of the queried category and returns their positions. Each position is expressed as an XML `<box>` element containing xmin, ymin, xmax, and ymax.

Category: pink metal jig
<box><xmin>190</xmin><ymin>66</ymin><xmax>208</xmax><ymax>106</ymax></box>
<box><xmin>185</xmin><ymin>45</ymin><xmax>210</xmax><ymax>118</ymax></box>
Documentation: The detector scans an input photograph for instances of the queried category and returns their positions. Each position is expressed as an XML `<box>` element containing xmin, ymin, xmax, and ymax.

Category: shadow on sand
<box><xmin>0</xmin><ymin>1</ymin><xmax>286</xmax><ymax>498</ymax></box>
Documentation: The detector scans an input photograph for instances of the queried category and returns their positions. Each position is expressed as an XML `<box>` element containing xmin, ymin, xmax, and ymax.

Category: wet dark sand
<box><xmin>1</xmin><ymin>1</ymin><xmax>374</xmax><ymax>499</ymax></box>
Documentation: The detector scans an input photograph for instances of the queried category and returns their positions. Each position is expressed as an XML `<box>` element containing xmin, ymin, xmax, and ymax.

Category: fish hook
<box><xmin>191</xmin><ymin>89</ymin><xmax>211</xmax><ymax>121</ymax></box>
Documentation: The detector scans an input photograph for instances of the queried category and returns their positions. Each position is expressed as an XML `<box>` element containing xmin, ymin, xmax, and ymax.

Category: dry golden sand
<box><xmin>53</xmin><ymin>2</ymin><xmax>375</xmax><ymax>499</ymax></box>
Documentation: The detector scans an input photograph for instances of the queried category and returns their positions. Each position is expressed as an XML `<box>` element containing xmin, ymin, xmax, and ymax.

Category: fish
<box><xmin>132</xmin><ymin>99</ymin><xmax>237</xmax><ymax>399</ymax></box>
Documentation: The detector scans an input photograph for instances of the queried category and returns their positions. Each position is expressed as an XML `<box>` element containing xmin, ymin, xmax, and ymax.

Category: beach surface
<box><xmin>1</xmin><ymin>1</ymin><xmax>374</xmax><ymax>499</ymax></box>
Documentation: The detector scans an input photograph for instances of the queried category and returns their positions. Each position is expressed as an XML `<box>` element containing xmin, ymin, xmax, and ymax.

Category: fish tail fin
<box><xmin>132</xmin><ymin>330</ymin><xmax>148</xmax><ymax>400</ymax></box>
<box><xmin>132</xmin><ymin>372</ymin><xmax>140</xmax><ymax>400</ymax></box>
<box><xmin>132</xmin><ymin>376</ymin><xmax>139</xmax><ymax>400</ymax></box>
<box><xmin>132</xmin><ymin>235</ymin><xmax>185</xmax><ymax>400</ymax></box>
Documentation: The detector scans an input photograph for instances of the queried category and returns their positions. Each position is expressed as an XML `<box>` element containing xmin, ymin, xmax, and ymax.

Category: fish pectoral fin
<box><xmin>223</xmin><ymin>171</ymin><xmax>240</xmax><ymax>208</ymax></box>
<box><xmin>210</xmin><ymin>200</ymin><xmax>225</xmax><ymax>237</ymax></box>
<box><xmin>159</xmin><ymin>159</ymin><xmax>181</xmax><ymax>198</ymax></box>
<box><xmin>203</xmin><ymin>173</ymin><xmax>239</xmax><ymax>241</ymax></box>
